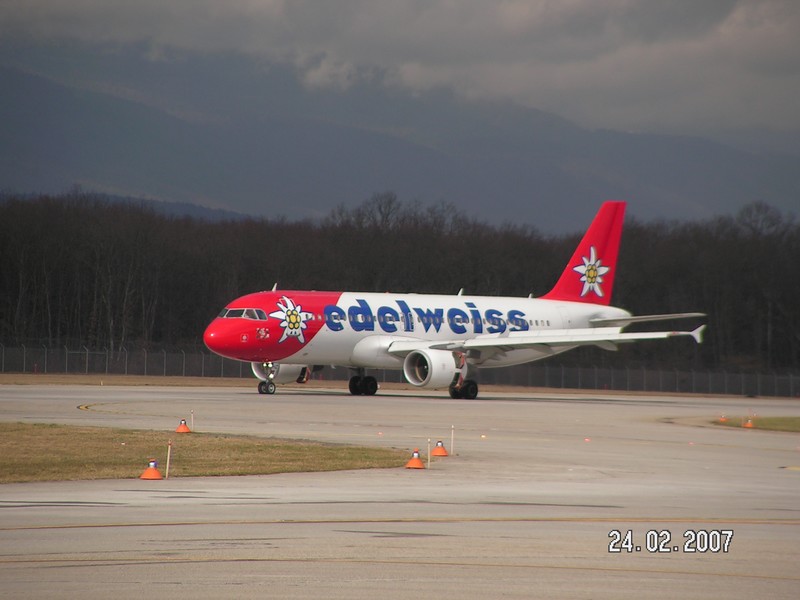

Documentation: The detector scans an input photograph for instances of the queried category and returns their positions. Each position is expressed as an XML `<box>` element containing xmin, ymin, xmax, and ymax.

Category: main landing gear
<box><xmin>349</xmin><ymin>374</ymin><xmax>378</xmax><ymax>396</ymax></box>
<box><xmin>449</xmin><ymin>379</ymin><xmax>479</xmax><ymax>400</ymax></box>
<box><xmin>349</xmin><ymin>370</ymin><xmax>378</xmax><ymax>396</ymax></box>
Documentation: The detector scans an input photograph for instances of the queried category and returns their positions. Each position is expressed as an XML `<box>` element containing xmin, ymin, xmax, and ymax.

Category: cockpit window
<box><xmin>219</xmin><ymin>308</ymin><xmax>268</xmax><ymax>320</ymax></box>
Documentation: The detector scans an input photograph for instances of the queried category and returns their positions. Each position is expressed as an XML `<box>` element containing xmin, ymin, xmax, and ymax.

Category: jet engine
<box><xmin>251</xmin><ymin>362</ymin><xmax>311</xmax><ymax>384</ymax></box>
<box><xmin>402</xmin><ymin>349</ymin><xmax>463</xmax><ymax>389</ymax></box>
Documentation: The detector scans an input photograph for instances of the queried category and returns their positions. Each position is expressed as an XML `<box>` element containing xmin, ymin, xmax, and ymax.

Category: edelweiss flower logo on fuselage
<box><xmin>573</xmin><ymin>246</ymin><xmax>610</xmax><ymax>297</ymax></box>
<box><xmin>269</xmin><ymin>296</ymin><xmax>314</xmax><ymax>343</ymax></box>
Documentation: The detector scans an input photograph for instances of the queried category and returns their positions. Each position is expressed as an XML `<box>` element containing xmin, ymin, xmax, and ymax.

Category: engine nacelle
<box><xmin>251</xmin><ymin>362</ymin><xmax>311</xmax><ymax>384</ymax></box>
<box><xmin>402</xmin><ymin>349</ymin><xmax>462</xmax><ymax>389</ymax></box>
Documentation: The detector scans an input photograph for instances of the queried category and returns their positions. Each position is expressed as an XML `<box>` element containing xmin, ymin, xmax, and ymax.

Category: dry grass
<box><xmin>0</xmin><ymin>422</ymin><xmax>409</xmax><ymax>483</ymax></box>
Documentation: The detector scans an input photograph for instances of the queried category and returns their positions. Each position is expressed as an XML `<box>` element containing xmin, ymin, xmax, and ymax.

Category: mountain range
<box><xmin>2</xmin><ymin>62</ymin><xmax>798</xmax><ymax>231</ymax></box>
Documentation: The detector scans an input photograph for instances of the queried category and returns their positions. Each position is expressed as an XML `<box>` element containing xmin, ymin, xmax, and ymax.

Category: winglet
<box><xmin>667</xmin><ymin>324</ymin><xmax>706</xmax><ymax>344</ymax></box>
<box><xmin>690</xmin><ymin>324</ymin><xmax>706</xmax><ymax>344</ymax></box>
<box><xmin>541</xmin><ymin>201</ymin><xmax>626</xmax><ymax>305</ymax></box>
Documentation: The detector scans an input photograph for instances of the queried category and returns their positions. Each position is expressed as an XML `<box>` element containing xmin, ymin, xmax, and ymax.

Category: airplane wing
<box><xmin>387</xmin><ymin>325</ymin><xmax>706</xmax><ymax>356</ymax></box>
<box><xmin>589</xmin><ymin>312</ymin><xmax>706</xmax><ymax>327</ymax></box>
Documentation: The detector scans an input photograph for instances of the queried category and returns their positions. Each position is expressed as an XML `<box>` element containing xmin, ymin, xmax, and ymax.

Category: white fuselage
<box><xmin>287</xmin><ymin>292</ymin><xmax>631</xmax><ymax>369</ymax></box>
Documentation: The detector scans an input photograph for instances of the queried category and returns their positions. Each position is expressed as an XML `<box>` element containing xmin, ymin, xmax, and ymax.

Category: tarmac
<box><xmin>1</xmin><ymin>380</ymin><xmax>799</xmax><ymax>599</ymax></box>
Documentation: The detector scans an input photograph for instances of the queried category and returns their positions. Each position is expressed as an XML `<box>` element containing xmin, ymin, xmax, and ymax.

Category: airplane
<box><xmin>203</xmin><ymin>201</ymin><xmax>706</xmax><ymax>398</ymax></box>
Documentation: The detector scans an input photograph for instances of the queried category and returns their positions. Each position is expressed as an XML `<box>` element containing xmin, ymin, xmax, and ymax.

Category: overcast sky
<box><xmin>2</xmin><ymin>0</ymin><xmax>798</xmax><ymax>136</ymax></box>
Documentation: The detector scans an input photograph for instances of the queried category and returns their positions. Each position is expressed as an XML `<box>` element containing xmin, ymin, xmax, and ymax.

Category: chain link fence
<box><xmin>1</xmin><ymin>344</ymin><xmax>797</xmax><ymax>397</ymax></box>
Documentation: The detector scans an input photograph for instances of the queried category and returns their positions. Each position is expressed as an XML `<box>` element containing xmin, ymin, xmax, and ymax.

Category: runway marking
<box><xmin>2</xmin><ymin>515</ymin><xmax>798</xmax><ymax>532</ymax></box>
<box><xmin>77</xmin><ymin>402</ymin><xmax>404</xmax><ymax>434</ymax></box>
<box><xmin>74</xmin><ymin>402</ymin><xmax>797</xmax><ymax>454</ymax></box>
<box><xmin>1</xmin><ymin>555</ymin><xmax>798</xmax><ymax>583</ymax></box>
<box><xmin>77</xmin><ymin>402</ymin><xmax>177</xmax><ymax>419</ymax></box>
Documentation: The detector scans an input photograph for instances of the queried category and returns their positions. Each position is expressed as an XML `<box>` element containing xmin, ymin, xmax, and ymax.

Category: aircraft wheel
<box><xmin>462</xmin><ymin>380</ymin><xmax>479</xmax><ymax>400</ymax></box>
<box><xmin>362</xmin><ymin>376</ymin><xmax>378</xmax><ymax>396</ymax></box>
<box><xmin>259</xmin><ymin>380</ymin><xmax>277</xmax><ymax>394</ymax></box>
<box><xmin>448</xmin><ymin>385</ymin><xmax>462</xmax><ymax>399</ymax></box>
<box><xmin>348</xmin><ymin>376</ymin><xmax>363</xmax><ymax>395</ymax></box>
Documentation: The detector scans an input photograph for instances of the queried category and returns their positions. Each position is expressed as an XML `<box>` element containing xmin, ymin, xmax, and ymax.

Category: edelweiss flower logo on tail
<box><xmin>573</xmin><ymin>246</ymin><xmax>610</xmax><ymax>297</ymax></box>
<box><xmin>269</xmin><ymin>296</ymin><xmax>313</xmax><ymax>343</ymax></box>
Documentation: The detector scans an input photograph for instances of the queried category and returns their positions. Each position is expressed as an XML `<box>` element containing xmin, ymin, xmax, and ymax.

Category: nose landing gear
<box><xmin>258</xmin><ymin>380</ymin><xmax>277</xmax><ymax>395</ymax></box>
<box><xmin>257</xmin><ymin>361</ymin><xmax>277</xmax><ymax>394</ymax></box>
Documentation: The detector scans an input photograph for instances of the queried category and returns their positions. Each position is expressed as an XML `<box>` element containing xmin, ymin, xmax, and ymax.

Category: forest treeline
<box><xmin>1</xmin><ymin>191</ymin><xmax>798</xmax><ymax>372</ymax></box>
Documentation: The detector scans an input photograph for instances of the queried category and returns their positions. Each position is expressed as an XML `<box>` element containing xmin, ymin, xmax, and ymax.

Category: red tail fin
<box><xmin>541</xmin><ymin>201</ymin><xmax>626</xmax><ymax>305</ymax></box>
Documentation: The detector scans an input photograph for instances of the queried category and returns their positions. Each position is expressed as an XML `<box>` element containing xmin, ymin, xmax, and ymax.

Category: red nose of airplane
<box><xmin>203</xmin><ymin>319</ymin><xmax>229</xmax><ymax>357</ymax></box>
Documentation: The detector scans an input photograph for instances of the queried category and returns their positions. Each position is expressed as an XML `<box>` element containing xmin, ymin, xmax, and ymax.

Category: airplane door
<box><xmin>557</xmin><ymin>306</ymin><xmax>572</xmax><ymax>329</ymax></box>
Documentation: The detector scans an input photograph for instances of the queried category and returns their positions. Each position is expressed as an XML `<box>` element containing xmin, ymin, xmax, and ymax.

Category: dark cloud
<box><xmin>1</xmin><ymin>1</ymin><xmax>798</xmax><ymax>134</ymax></box>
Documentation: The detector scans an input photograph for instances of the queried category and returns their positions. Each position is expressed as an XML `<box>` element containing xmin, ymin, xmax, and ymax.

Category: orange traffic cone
<box><xmin>405</xmin><ymin>448</ymin><xmax>425</xmax><ymax>469</ymax></box>
<box><xmin>175</xmin><ymin>419</ymin><xmax>192</xmax><ymax>433</ymax></box>
<box><xmin>743</xmin><ymin>419</ymin><xmax>754</xmax><ymax>428</ymax></box>
<box><xmin>718</xmin><ymin>414</ymin><xmax>728</xmax><ymax>423</ymax></box>
<box><xmin>431</xmin><ymin>440</ymin><xmax>449</xmax><ymax>457</ymax></box>
<box><xmin>140</xmin><ymin>459</ymin><xmax>163</xmax><ymax>480</ymax></box>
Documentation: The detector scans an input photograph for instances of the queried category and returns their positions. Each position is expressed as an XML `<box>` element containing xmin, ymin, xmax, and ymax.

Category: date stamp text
<box><xmin>608</xmin><ymin>529</ymin><xmax>733</xmax><ymax>553</ymax></box>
